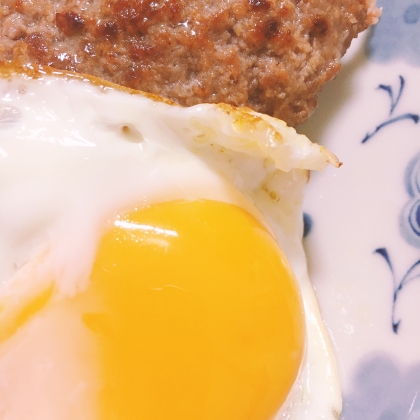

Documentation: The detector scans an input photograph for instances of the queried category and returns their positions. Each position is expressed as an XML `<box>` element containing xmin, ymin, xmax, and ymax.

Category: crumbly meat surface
<box><xmin>0</xmin><ymin>0</ymin><xmax>379</xmax><ymax>126</ymax></box>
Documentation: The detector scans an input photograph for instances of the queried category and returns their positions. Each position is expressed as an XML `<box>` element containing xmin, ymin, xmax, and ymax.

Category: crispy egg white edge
<box><xmin>0</xmin><ymin>70</ymin><xmax>341</xmax><ymax>420</ymax></box>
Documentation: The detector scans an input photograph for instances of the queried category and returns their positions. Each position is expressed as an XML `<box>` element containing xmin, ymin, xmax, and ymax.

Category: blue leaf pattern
<box><xmin>362</xmin><ymin>76</ymin><xmax>419</xmax><ymax>143</ymax></box>
<box><xmin>374</xmin><ymin>249</ymin><xmax>420</xmax><ymax>333</ymax></box>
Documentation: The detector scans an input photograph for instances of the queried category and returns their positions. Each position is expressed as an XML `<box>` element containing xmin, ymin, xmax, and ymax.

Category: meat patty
<box><xmin>0</xmin><ymin>0</ymin><xmax>379</xmax><ymax>126</ymax></box>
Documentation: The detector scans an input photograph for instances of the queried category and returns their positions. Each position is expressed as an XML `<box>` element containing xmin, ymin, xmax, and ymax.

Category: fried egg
<box><xmin>0</xmin><ymin>64</ymin><xmax>341</xmax><ymax>420</ymax></box>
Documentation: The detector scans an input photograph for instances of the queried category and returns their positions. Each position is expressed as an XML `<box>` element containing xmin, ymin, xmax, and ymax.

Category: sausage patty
<box><xmin>0</xmin><ymin>0</ymin><xmax>379</xmax><ymax>126</ymax></box>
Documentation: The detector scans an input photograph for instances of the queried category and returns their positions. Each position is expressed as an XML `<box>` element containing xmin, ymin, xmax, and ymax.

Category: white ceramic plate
<box><xmin>300</xmin><ymin>1</ymin><xmax>420</xmax><ymax>418</ymax></box>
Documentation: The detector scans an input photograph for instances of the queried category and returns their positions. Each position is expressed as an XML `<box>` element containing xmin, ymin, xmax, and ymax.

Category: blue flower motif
<box><xmin>400</xmin><ymin>153</ymin><xmax>420</xmax><ymax>247</ymax></box>
<box><xmin>342</xmin><ymin>354</ymin><xmax>420</xmax><ymax>420</ymax></box>
<box><xmin>371</xmin><ymin>154</ymin><xmax>420</xmax><ymax>334</ymax></box>
<box><xmin>367</xmin><ymin>0</ymin><xmax>420</xmax><ymax>66</ymax></box>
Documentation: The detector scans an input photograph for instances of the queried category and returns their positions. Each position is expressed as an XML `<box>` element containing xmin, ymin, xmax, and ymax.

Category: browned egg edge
<box><xmin>0</xmin><ymin>60</ymin><xmax>341</xmax><ymax>169</ymax></box>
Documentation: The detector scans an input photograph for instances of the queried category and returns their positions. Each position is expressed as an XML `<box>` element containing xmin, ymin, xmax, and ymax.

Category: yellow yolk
<box><xmin>87</xmin><ymin>199</ymin><xmax>305</xmax><ymax>419</ymax></box>
<box><xmin>0</xmin><ymin>199</ymin><xmax>305</xmax><ymax>420</ymax></box>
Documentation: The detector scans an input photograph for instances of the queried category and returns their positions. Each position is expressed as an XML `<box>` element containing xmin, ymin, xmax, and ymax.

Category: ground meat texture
<box><xmin>0</xmin><ymin>0</ymin><xmax>380</xmax><ymax>126</ymax></box>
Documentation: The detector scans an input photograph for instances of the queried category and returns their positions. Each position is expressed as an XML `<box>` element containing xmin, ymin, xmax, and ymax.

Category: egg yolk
<box><xmin>85</xmin><ymin>199</ymin><xmax>305</xmax><ymax>420</ymax></box>
<box><xmin>0</xmin><ymin>199</ymin><xmax>305</xmax><ymax>420</ymax></box>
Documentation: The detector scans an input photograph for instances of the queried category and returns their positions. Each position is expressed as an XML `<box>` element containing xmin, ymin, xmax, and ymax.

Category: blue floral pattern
<box><xmin>367</xmin><ymin>0</ymin><xmax>420</xmax><ymax>66</ymax></box>
<box><xmin>400</xmin><ymin>154</ymin><xmax>420</xmax><ymax>247</ymax></box>
<box><xmin>371</xmin><ymin>153</ymin><xmax>420</xmax><ymax>333</ymax></box>
<box><xmin>325</xmin><ymin>0</ymin><xmax>420</xmax><ymax>416</ymax></box>
<box><xmin>342</xmin><ymin>354</ymin><xmax>420</xmax><ymax>420</ymax></box>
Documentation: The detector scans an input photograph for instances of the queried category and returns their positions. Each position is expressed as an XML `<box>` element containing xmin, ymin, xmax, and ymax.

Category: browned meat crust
<box><xmin>0</xmin><ymin>0</ymin><xmax>380</xmax><ymax>126</ymax></box>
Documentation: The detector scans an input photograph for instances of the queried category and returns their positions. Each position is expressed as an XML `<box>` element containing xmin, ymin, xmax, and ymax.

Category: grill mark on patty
<box><xmin>56</xmin><ymin>12</ymin><xmax>86</xmax><ymax>36</ymax></box>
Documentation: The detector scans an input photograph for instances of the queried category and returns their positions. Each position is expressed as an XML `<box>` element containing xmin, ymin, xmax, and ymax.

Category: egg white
<box><xmin>0</xmin><ymin>66</ymin><xmax>341</xmax><ymax>420</ymax></box>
